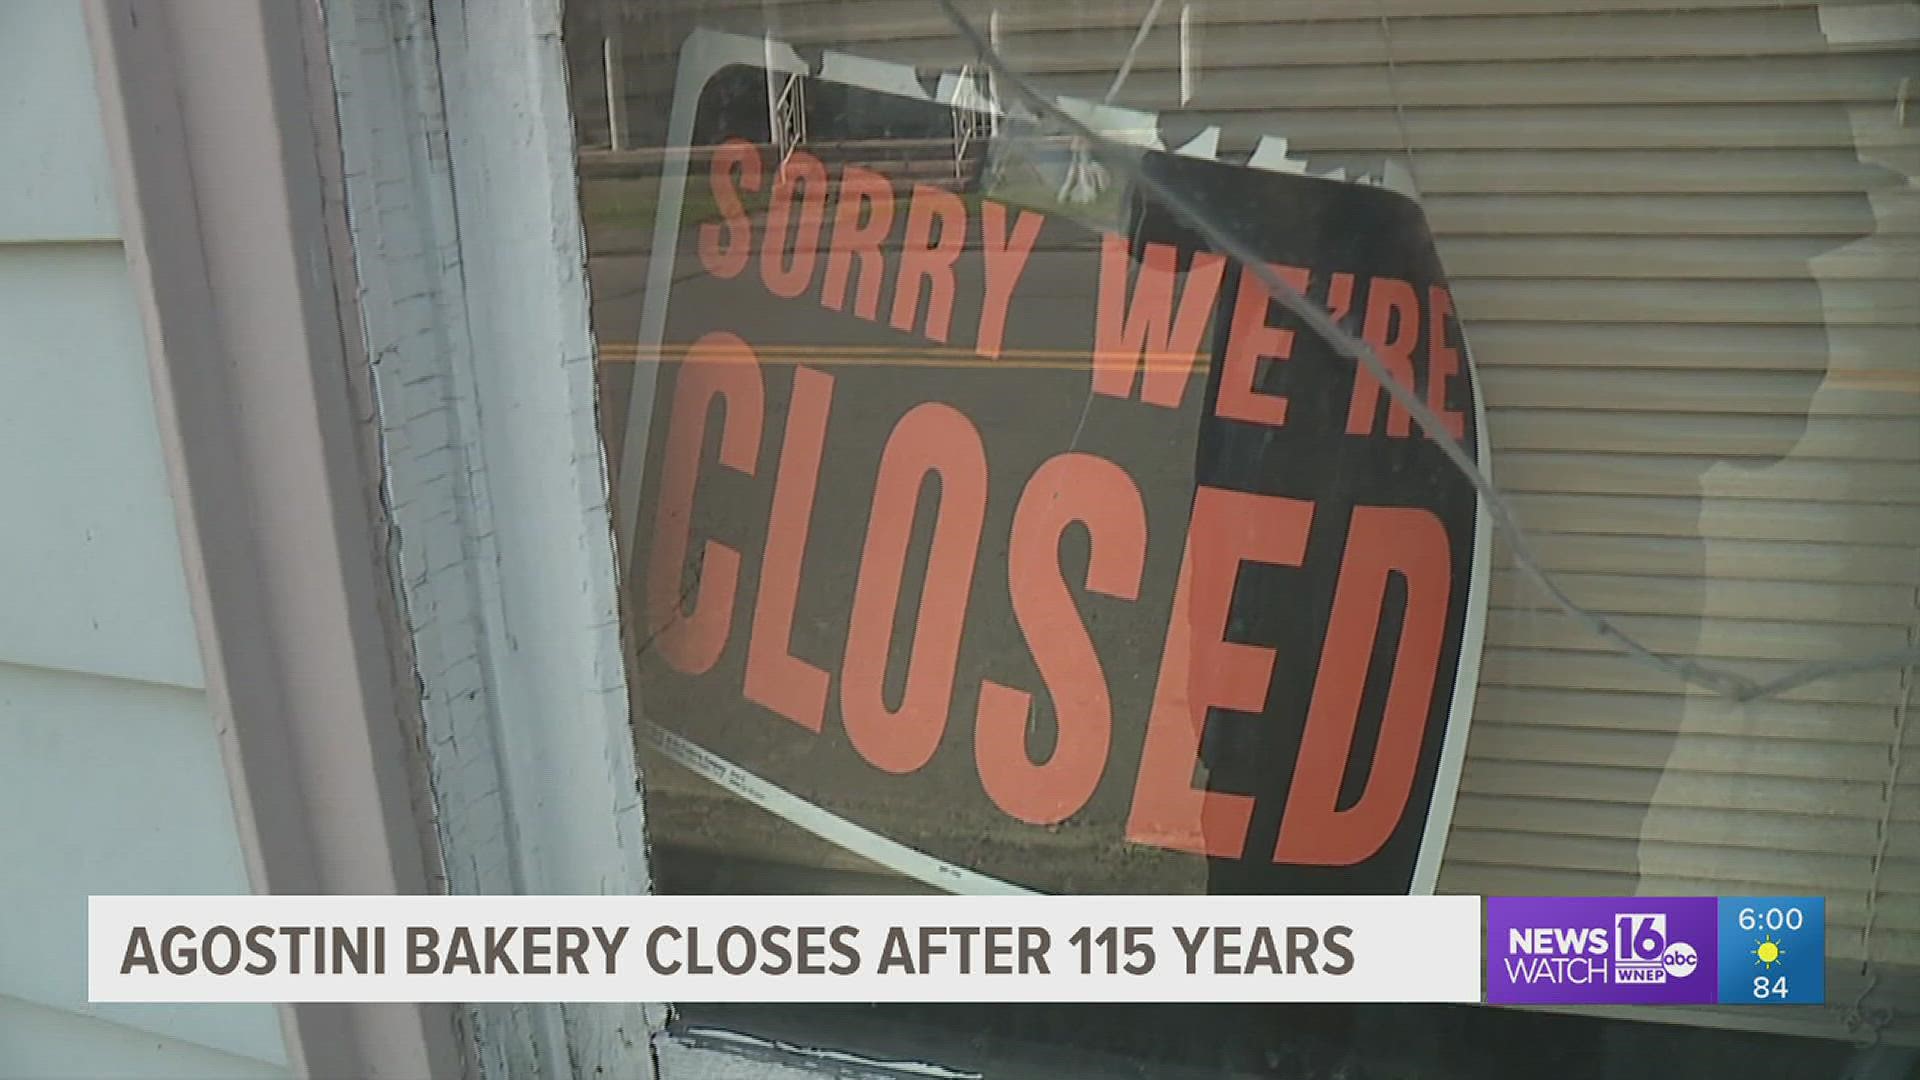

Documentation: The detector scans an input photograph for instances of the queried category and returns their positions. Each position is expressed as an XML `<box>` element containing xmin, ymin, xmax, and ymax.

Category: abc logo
<box><xmin>1662</xmin><ymin>942</ymin><xmax>1699</xmax><ymax>978</ymax></box>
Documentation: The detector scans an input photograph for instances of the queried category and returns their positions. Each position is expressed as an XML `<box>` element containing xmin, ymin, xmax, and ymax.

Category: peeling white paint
<box><xmin>1245</xmin><ymin>134</ymin><xmax>1313</xmax><ymax>176</ymax></box>
<box><xmin>677</xmin><ymin>1027</ymin><xmax>984</xmax><ymax>1080</ymax></box>
<box><xmin>1173</xmin><ymin>125</ymin><xmax>1220</xmax><ymax>160</ymax></box>
<box><xmin>321</xmin><ymin>0</ymin><xmax>654</xmax><ymax>1075</ymax></box>
<box><xmin>819</xmin><ymin>50</ymin><xmax>929</xmax><ymax>99</ymax></box>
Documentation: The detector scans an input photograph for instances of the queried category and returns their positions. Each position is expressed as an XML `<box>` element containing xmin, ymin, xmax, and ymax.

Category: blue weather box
<box><xmin>1716</xmin><ymin>897</ymin><xmax>1824</xmax><ymax>1005</ymax></box>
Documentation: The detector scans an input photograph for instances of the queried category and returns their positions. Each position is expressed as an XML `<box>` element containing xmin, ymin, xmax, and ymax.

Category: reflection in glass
<box><xmin>566</xmin><ymin>0</ymin><xmax>1920</xmax><ymax>1070</ymax></box>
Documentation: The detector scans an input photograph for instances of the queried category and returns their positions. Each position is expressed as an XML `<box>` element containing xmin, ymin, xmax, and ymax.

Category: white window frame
<box><xmin>314</xmin><ymin>0</ymin><xmax>656</xmax><ymax>1074</ymax></box>
<box><xmin>320</xmin><ymin>0</ymin><xmax>1012</xmax><ymax>1073</ymax></box>
<box><xmin>312</xmin><ymin>0</ymin><xmax>830</xmax><ymax>1073</ymax></box>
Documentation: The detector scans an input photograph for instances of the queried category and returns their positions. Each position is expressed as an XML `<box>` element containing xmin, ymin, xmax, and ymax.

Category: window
<box><xmin>566</xmin><ymin>0</ymin><xmax>1920</xmax><ymax>1071</ymax></box>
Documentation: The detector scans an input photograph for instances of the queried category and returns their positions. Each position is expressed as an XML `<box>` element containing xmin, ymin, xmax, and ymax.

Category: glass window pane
<box><xmin>566</xmin><ymin>0</ymin><xmax>1920</xmax><ymax>1070</ymax></box>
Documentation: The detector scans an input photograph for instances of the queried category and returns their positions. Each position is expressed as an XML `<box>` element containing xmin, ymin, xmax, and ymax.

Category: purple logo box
<box><xmin>1487</xmin><ymin>897</ymin><xmax>1719</xmax><ymax>1005</ymax></box>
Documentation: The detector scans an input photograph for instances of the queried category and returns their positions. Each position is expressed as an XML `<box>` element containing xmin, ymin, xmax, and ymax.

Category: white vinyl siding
<box><xmin>0</xmin><ymin>3</ymin><xmax>289</xmax><ymax>1074</ymax></box>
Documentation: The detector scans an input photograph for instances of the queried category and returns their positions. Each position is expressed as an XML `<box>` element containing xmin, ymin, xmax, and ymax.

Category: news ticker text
<box><xmin>89</xmin><ymin>894</ymin><xmax>1822</xmax><ymax>1006</ymax></box>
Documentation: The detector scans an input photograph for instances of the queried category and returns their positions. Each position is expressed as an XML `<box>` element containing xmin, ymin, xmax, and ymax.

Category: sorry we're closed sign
<box><xmin>614</xmin><ymin>33</ymin><xmax>1489</xmax><ymax>897</ymax></box>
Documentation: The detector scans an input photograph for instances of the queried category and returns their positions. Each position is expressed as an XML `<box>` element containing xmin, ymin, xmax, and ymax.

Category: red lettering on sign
<box><xmin>889</xmin><ymin>184</ymin><xmax>968</xmax><ymax>343</ymax></box>
<box><xmin>1345</xmin><ymin>276</ymin><xmax>1421</xmax><ymax>438</ymax></box>
<box><xmin>703</xmin><ymin>164</ymin><xmax>1057</xmax><ymax>362</ymax></box>
<box><xmin>1216</xmin><ymin>263</ymin><xmax>1310</xmax><ymax>428</ymax></box>
<box><xmin>1274</xmin><ymin>505</ymin><xmax>1451</xmax><ymax>866</ymax></box>
<box><xmin>820</xmin><ymin>166</ymin><xmax>894</xmax><ymax>322</ymax></box>
<box><xmin>645</xmin><ymin>331</ymin><xmax>764</xmax><ymax>676</ymax></box>
<box><xmin>761</xmin><ymin>151</ymin><xmax>830</xmax><ymax>300</ymax></box>
<box><xmin>1092</xmin><ymin>234</ymin><xmax>1226</xmax><ymax>409</ymax></box>
<box><xmin>698</xmin><ymin>139</ymin><xmax>762</xmax><ymax>280</ymax></box>
<box><xmin>976</xmin><ymin>200</ymin><xmax>1045</xmax><ymax>360</ymax></box>
<box><xmin>657</xmin><ymin>143</ymin><xmax>1479</xmax><ymax>880</ymax></box>
<box><xmin>743</xmin><ymin>366</ymin><xmax>835</xmax><ymax>732</ymax></box>
<box><xmin>1126</xmin><ymin>487</ymin><xmax>1314</xmax><ymax>857</ymax></box>
<box><xmin>842</xmin><ymin>403</ymin><xmax>989</xmax><ymax>774</ymax></box>
<box><xmin>976</xmin><ymin>453</ymin><xmax>1147</xmax><ymax>825</ymax></box>
<box><xmin>1426</xmin><ymin>286</ymin><xmax>1467</xmax><ymax>440</ymax></box>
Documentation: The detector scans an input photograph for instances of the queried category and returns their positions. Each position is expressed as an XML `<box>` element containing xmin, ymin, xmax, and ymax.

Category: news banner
<box><xmin>88</xmin><ymin>895</ymin><xmax>1824</xmax><ymax>1006</ymax></box>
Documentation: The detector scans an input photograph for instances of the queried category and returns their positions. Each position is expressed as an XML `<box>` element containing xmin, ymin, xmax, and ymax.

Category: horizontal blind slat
<box><xmin>1493</xmin><ymin>451</ymin><xmax>1920</xmax><ymax>501</ymax></box>
<box><xmin>1472</xmin><ymin>686</ymin><xmax>1902</xmax><ymax>743</ymax></box>
<box><xmin>1492</xmin><ymin>533</ymin><xmax>1920</xmax><ymax>585</ymax></box>
<box><xmin>1488</xmin><ymin>411</ymin><xmax>1919</xmax><ymax>459</ymax></box>
<box><xmin>1501</xmin><ymin>494</ymin><xmax>1920</xmax><ymax>545</ymax></box>
<box><xmin>1487</xmin><ymin>609</ymin><xmax>1911</xmax><ymax>662</ymax></box>
<box><xmin>1482</xmin><ymin>647</ymin><xmax>1906</xmax><ymax>705</ymax></box>
<box><xmin>1458</xmin><ymin>761</ymin><xmax>1908</xmax><ymax>819</ymax></box>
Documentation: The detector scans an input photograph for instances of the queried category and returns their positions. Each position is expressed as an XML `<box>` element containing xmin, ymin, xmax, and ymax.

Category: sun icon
<box><xmin>1753</xmin><ymin>935</ymin><xmax>1786</xmax><ymax>969</ymax></box>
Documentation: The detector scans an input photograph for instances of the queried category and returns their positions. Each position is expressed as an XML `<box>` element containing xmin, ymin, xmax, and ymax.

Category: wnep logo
<box><xmin>1611</xmin><ymin>913</ymin><xmax>1699</xmax><ymax>985</ymax></box>
<box><xmin>1487</xmin><ymin>898</ymin><xmax>1717</xmax><ymax>1005</ymax></box>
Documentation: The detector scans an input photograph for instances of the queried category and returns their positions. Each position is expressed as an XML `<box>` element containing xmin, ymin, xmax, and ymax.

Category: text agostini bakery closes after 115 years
<box><xmin>120</xmin><ymin>921</ymin><xmax>1358</xmax><ymax>978</ymax></box>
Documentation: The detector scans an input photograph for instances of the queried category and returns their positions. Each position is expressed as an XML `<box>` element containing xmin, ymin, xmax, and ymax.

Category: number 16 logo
<box><xmin>1617</xmin><ymin>914</ymin><xmax>1669</xmax><ymax>962</ymax></box>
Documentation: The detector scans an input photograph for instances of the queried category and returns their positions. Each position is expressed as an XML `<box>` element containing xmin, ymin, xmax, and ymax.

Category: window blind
<box><xmin>618</xmin><ymin>0</ymin><xmax>1920</xmax><ymax>1042</ymax></box>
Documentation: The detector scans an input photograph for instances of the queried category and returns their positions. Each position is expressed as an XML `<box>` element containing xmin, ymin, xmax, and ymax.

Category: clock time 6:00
<box><xmin>1737</xmin><ymin>906</ymin><xmax>1805</xmax><ymax>933</ymax></box>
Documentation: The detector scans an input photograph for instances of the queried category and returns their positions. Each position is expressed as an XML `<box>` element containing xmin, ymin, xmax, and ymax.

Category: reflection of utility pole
<box><xmin>988</xmin><ymin>9</ymin><xmax>1002</xmax><ymax>139</ymax></box>
<box><xmin>1104</xmin><ymin>0</ymin><xmax>1165</xmax><ymax>104</ymax></box>
<box><xmin>1180</xmin><ymin>4</ymin><xmax>1193</xmax><ymax>105</ymax></box>
<box><xmin>604</xmin><ymin>11</ymin><xmax>629</xmax><ymax>151</ymax></box>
